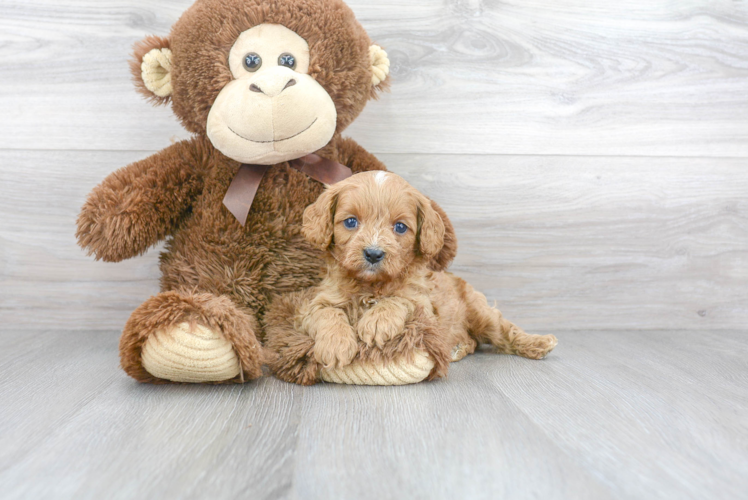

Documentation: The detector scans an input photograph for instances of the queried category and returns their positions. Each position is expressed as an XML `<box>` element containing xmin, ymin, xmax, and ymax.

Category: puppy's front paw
<box><xmin>357</xmin><ymin>309</ymin><xmax>406</xmax><ymax>348</ymax></box>
<box><xmin>313</xmin><ymin>324</ymin><xmax>359</xmax><ymax>369</ymax></box>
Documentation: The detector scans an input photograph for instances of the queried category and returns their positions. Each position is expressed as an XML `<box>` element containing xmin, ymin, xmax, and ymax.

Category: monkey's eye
<box><xmin>278</xmin><ymin>53</ymin><xmax>296</xmax><ymax>70</ymax></box>
<box><xmin>243</xmin><ymin>53</ymin><xmax>262</xmax><ymax>72</ymax></box>
<box><xmin>394</xmin><ymin>222</ymin><xmax>408</xmax><ymax>235</ymax></box>
<box><xmin>343</xmin><ymin>217</ymin><xmax>359</xmax><ymax>230</ymax></box>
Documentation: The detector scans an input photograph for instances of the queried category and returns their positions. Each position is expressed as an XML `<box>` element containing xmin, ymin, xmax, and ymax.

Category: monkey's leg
<box><xmin>120</xmin><ymin>291</ymin><xmax>264</xmax><ymax>384</ymax></box>
<box><xmin>263</xmin><ymin>289</ymin><xmax>322</xmax><ymax>386</ymax></box>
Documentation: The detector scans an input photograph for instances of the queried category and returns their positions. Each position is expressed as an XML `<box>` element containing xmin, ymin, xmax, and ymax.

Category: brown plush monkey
<box><xmin>76</xmin><ymin>0</ymin><xmax>456</xmax><ymax>384</ymax></box>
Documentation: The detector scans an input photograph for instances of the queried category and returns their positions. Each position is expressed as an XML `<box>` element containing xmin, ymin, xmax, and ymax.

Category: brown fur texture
<box><xmin>76</xmin><ymin>0</ymin><xmax>455</xmax><ymax>383</ymax></box>
<box><xmin>265</xmin><ymin>172</ymin><xmax>558</xmax><ymax>385</ymax></box>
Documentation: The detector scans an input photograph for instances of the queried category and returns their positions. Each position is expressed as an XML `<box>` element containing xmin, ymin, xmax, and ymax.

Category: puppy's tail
<box><xmin>459</xmin><ymin>279</ymin><xmax>558</xmax><ymax>360</ymax></box>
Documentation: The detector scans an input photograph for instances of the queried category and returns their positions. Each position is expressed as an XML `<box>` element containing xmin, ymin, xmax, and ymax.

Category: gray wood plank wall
<box><xmin>1</xmin><ymin>0</ymin><xmax>746</xmax><ymax>332</ymax></box>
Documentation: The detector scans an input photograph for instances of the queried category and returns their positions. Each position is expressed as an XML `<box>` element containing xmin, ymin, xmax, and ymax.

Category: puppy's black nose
<box><xmin>364</xmin><ymin>247</ymin><xmax>385</xmax><ymax>264</ymax></box>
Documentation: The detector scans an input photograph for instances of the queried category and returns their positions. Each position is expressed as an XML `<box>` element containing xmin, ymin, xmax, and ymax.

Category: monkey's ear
<box><xmin>369</xmin><ymin>45</ymin><xmax>391</xmax><ymax>94</ymax></box>
<box><xmin>130</xmin><ymin>36</ymin><xmax>173</xmax><ymax>105</ymax></box>
<box><xmin>302</xmin><ymin>187</ymin><xmax>340</xmax><ymax>251</ymax></box>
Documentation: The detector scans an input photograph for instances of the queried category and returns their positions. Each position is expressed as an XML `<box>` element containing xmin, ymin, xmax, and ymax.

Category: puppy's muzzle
<box><xmin>363</xmin><ymin>246</ymin><xmax>385</xmax><ymax>264</ymax></box>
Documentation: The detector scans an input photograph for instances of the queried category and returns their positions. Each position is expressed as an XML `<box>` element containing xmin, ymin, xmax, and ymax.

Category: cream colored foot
<box><xmin>319</xmin><ymin>350</ymin><xmax>434</xmax><ymax>386</ymax></box>
<box><xmin>141</xmin><ymin>322</ymin><xmax>241</xmax><ymax>383</ymax></box>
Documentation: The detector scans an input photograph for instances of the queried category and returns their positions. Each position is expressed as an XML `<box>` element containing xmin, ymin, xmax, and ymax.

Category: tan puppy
<box><xmin>280</xmin><ymin>171</ymin><xmax>557</xmax><ymax>376</ymax></box>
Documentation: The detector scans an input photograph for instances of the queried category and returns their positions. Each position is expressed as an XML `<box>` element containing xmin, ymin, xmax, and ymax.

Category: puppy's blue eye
<box><xmin>394</xmin><ymin>222</ymin><xmax>408</xmax><ymax>235</ymax></box>
<box><xmin>344</xmin><ymin>217</ymin><xmax>358</xmax><ymax>229</ymax></box>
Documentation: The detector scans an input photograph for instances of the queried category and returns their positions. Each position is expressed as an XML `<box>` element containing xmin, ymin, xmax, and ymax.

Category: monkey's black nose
<box><xmin>364</xmin><ymin>247</ymin><xmax>385</xmax><ymax>264</ymax></box>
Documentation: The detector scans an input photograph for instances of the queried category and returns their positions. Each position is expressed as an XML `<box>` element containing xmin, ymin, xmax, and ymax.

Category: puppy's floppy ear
<box><xmin>303</xmin><ymin>186</ymin><xmax>340</xmax><ymax>251</ymax></box>
<box><xmin>427</xmin><ymin>200</ymin><xmax>458</xmax><ymax>271</ymax></box>
<box><xmin>130</xmin><ymin>35</ymin><xmax>173</xmax><ymax>105</ymax></box>
<box><xmin>416</xmin><ymin>193</ymin><xmax>446</xmax><ymax>259</ymax></box>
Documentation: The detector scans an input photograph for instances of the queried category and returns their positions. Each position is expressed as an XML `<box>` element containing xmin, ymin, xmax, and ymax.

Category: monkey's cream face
<box><xmin>206</xmin><ymin>24</ymin><xmax>338</xmax><ymax>165</ymax></box>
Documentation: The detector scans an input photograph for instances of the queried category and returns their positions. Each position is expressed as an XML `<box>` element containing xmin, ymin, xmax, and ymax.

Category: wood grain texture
<box><xmin>2</xmin><ymin>150</ymin><xmax>745</xmax><ymax>331</ymax></box>
<box><xmin>0</xmin><ymin>329</ymin><xmax>746</xmax><ymax>499</ymax></box>
<box><xmin>0</xmin><ymin>0</ymin><xmax>746</xmax><ymax>156</ymax></box>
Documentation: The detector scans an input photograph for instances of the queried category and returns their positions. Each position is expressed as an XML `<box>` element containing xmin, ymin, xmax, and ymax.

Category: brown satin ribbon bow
<box><xmin>222</xmin><ymin>153</ymin><xmax>353</xmax><ymax>226</ymax></box>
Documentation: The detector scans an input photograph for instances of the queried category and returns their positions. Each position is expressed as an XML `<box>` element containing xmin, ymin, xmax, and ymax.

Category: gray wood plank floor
<box><xmin>0</xmin><ymin>329</ymin><xmax>745</xmax><ymax>500</ymax></box>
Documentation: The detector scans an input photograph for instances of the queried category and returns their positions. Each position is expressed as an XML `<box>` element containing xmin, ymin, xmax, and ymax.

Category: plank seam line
<box><xmin>1</xmin><ymin>148</ymin><xmax>747</xmax><ymax>160</ymax></box>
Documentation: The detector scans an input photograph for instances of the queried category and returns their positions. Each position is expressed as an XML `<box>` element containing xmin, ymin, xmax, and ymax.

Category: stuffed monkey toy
<box><xmin>77</xmin><ymin>0</ymin><xmax>457</xmax><ymax>384</ymax></box>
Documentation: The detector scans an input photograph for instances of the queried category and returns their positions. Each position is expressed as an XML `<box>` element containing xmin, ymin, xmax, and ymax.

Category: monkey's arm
<box><xmin>336</xmin><ymin>136</ymin><xmax>387</xmax><ymax>173</ymax></box>
<box><xmin>76</xmin><ymin>138</ymin><xmax>205</xmax><ymax>262</ymax></box>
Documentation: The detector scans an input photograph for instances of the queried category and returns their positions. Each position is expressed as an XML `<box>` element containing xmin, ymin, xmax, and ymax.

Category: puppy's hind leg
<box><xmin>461</xmin><ymin>281</ymin><xmax>557</xmax><ymax>360</ymax></box>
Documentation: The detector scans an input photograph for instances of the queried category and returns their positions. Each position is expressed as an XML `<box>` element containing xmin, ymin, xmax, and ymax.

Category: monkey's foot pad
<box><xmin>319</xmin><ymin>350</ymin><xmax>434</xmax><ymax>386</ymax></box>
<box><xmin>141</xmin><ymin>322</ymin><xmax>241</xmax><ymax>383</ymax></box>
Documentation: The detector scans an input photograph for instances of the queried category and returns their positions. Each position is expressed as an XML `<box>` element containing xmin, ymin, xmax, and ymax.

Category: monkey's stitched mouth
<box><xmin>228</xmin><ymin>118</ymin><xmax>318</xmax><ymax>144</ymax></box>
